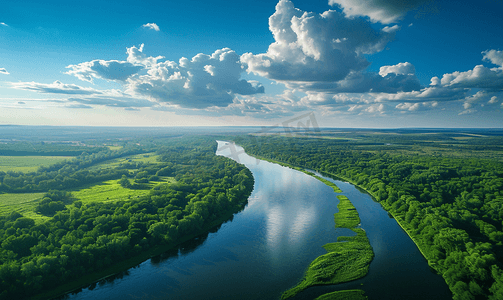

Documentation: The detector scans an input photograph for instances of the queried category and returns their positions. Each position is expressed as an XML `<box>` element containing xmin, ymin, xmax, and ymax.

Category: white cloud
<box><xmin>365</xmin><ymin>103</ymin><xmax>385</xmax><ymax>113</ymax></box>
<box><xmin>16</xmin><ymin>44</ymin><xmax>265</xmax><ymax>112</ymax></box>
<box><xmin>462</xmin><ymin>91</ymin><xmax>503</xmax><ymax>112</ymax></box>
<box><xmin>241</xmin><ymin>0</ymin><xmax>396</xmax><ymax>84</ymax></box>
<box><xmin>396</xmin><ymin>102</ymin><xmax>420</xmax><ymax>111</ymax></box>
<box><xmin>483</xmin><ymin>49</ymin><xmax>503</xmax><ymax>67</ymax></box>
<box><xmin>347</xmin><ymin>103</ymin><xmax>385</xmax><ymax>114</ymax></box>
<box><xmin>395</xmin><ymin>101</ymin><xmax>437</xmax><ymax>111</ymax></box>
<box><xmin>284</xmin><ymin>70</ymin><xmax>421</xmax><ymax>94</ymax></box>
<box><xmin>439</xmin><ymin>50</ymin><xmax>503</xmax><ymax>90</ymax></box>
<box><xmin>11</xmin><ymin>81</ymin><xmax>101</xmax><ymax>95</ymax></box>
<box><xmin>488</xmin><ymin>96</ymin><xmax>499</xmax><ymax>104</ymax></box>
<box><xmin>382</xmin><ymin>25</ymin><xmax>401</xmax><ymax>33</ymax></box>
<box><xmin>379</xmin><ymin>62</ymin><xmax>415</xmax><ymax>77</ymax></box>
<box><xmin>126</xmin><ymin>44</ymin><xmax>164</xmax><ymax>67</ymax></box>
<box><xmin>0</xmin><ymin>22</ymin><xmax>7</xmax><ymax>27</ymax></box>
<box><xmin>0</xmin><ymin>68</ymin><xmax>9</xmax><ymax>75</ymax></box>
<box><xmin>459</xmin><ymin>108</ymin><xmax>476</xmax><ymax>115</ymax></box>
<box><xmin>142</xmin><ymin>23</ymin><xmax>160</xmax><ymax>31</ymax></box>
<box><xmin>66</xmin><ymin>60</ymin><xmax>143</xmax><ymax>82</ymax></box>
<box><xmin>440</xmin><ymin>65</ymin><xmax>503</xmax><ymax>89</ymax></box>
<box><xmin>329</xmin><ymin>0</ymin><xmax>430</xmax><ymax>24</ymax></box>
<box><xmin>126</xmin><ymin>47</ymin><xmax>264</xmax><ymax>109</ymax></box>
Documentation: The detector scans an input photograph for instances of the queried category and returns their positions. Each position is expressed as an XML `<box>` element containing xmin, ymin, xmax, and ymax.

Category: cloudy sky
<box><xmin>1</xmin><ymin>0</ymin><xmax>502</xmax><ymax>127</ymax></box>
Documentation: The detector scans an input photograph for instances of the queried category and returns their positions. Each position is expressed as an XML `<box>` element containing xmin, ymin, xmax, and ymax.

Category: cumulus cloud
<box><xmin>63</xmin><ymin>44</ymin><xmax>264</xmax><ymax>109</ymax></box>
<box><xmin>365</xmin><ymin>103</ymin><xmax>385</xmax><ymax>113</ymax></box>
<box><xmin>287</xmin><ymin>70</ymin><xmax>420</xmax><ymax>93</ymax></box>
<box><xmin>395</xmin><ymin>101</ymin><xmax>437</xmax><ymax>111</ymax></box>
<box><xmin>483</xmin><ymin>49</ymin><xmax>503</xmax><ymax>67</ymax></box>
<box><xmin>66</xmin><ymin>60</ymin><xmax>143</xmax><ymax>82</ymax></box>
<box><xmin>241</xmin><ymin>0</ymin><xmax>397</xmax><ymax>84</ymax></box>
<box><xmin>11</xmin><ymin>81</ymin><xmax>101</xmax><ymax>95</ymax></box>
<box><xmin>375</xmin><ymin>86</ymin><xmax>467</xmax><ymax>103</ymax></box>
<box><xmin>366</xmin><ymin>49</ymin><xmax>503</xmax><ymax>113</ymax></box>
<box><xmin>143</xmin><ymin>23</ymin><xmax>160</xmax><ymax>31</ymax></box>
<box><xmin>379</xmin><ymin>62</ymin><xmax>415</xmax><ymax>77</ymax></box>
<box><xmin>127</xmin><ymin>47</ymin><xmax>264</xmax><ymax>108</ymax></box>
<box><xmin>329</xmin><ymin>0</ymin><xmax>431</xmax><ymax>24</ymax></box>
<box><xmin>488</xmin><ymin>96</ymin><xmax>499</xmax><ymax>104</ymax></box>
<box><xmin>439</xmin><ymin>50</ymin><xmax>503</xmax><ymax>90</ymax></box>
<box><xmin>126</xmin><ymin>44</ymin><xmax>164</xmax><ymax>66</ymax></box>
<box><xmin>346</xmin><ymin>103</ymin><xmax>385</xmax><ymax>114</ymax></box>
<box><xmin>440</xmin><ymin>65</ymin><xmax>503</xmax><ymax>89</ymax></box>
<box><xmin>0</xmin><ymin>68</ymin><xmax>9</xmax><ymax>75</ymax></box>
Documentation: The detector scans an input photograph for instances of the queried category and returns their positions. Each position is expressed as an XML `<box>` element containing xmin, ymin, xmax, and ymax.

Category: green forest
<box><xmin>0</xmin><ymin>136</ymin><xmax>254</xmax><ymax>300</ymax></box>
<box><xmin>234</xmin><ymin>130</ymin><xmax>503</xmax><ymax>300</ymax></box>
<box><xmin>2</xmin><ymin>126</ymin><xmax>503</xmax><ymax>300</ymax></box>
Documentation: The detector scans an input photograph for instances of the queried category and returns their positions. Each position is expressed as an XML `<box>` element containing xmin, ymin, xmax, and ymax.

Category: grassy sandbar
<box><xmin>314</xmin><ymin>289</ymin><xmax>367</xmax><ymax>300</ymax></box>
<box><xmin>281</xmin><ymin>195</ymin><xmax>373</xmax><ymax>299</ymax></box>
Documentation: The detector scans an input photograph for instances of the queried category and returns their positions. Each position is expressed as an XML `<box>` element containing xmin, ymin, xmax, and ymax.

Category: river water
<box><xmin>63</xmin><ymin>141</ymin><xmax>451</xmax><ymax>300</ymax></box>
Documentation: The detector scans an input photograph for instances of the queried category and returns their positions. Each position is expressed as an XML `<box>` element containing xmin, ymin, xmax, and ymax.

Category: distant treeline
<box><xmin>0</xmin><ymin>142</ymin><xmax>107</xmax><ymax>156</ymax></box>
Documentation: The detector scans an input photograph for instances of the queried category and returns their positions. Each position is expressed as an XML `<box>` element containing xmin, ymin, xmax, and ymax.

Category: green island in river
<box><xmin>282</xmin><ymin>191</ymin><xmax>373</xmax><ymax>299</ymax></box>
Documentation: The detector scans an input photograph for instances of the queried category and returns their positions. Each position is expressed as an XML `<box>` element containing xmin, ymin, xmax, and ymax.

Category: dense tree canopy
<box><xmin>0</xmin><ymin>137</ymin><xmax>254</xmax><ymax>300</ymax></box>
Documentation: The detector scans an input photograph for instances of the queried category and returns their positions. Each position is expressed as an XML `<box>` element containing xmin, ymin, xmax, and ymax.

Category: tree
<box><xmin>119</xmin><ymin>175</ymin><xmax>131</xmax><ymax>188</ymax></box>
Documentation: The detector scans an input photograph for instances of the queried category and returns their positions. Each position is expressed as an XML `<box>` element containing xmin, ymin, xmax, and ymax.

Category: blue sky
<box><xmin>1</xmin><ymin>0</ymin><xmax>503</xmax><ymax>127</ymax></box>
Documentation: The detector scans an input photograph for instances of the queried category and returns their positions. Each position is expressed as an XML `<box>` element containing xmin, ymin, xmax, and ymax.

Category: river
<box><xmin>62</xmin><ymin>141</ymin><xmax>451</xmax><ymax>300</ymax></box>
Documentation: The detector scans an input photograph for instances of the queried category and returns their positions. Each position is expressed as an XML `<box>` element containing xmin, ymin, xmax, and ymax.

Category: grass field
<box><xmin>107</xmin><ymin>146</ymin><xmax>123</xmax><ymax>150</ymax></box>
<box><xmin>86</xmin><ymin>152</ymin><xmax>161</xmax><ymax>172</ymax></box>
<box><xmin>0</xmin><ymin>192</ymin><xmax>50</xmax><ymax>223</ymax></box>
<box><xmin>71</xmin><ymin>180</ymin><xmax>150</xmax><ymax>203</ymax></box>
<box><xmin>71</xmin><ymin>177</ymin><xmax>176</xmax><ymax>204</ymax></box>
<box><xmin>0</xmin><ymin>156</ymin><xmax>73</xmax><ymax>173</ymax></box>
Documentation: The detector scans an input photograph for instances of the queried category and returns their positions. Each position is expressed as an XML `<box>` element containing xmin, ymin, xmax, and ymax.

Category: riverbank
<box><xmin>243</xmin><ymin>152</ymin><xmax>440</xmax><ymax>280</ymax></box>
<box><xmin>31</xmin><ymin>197</ymin><xmax>251</xmax><ymax>300</ymax></box>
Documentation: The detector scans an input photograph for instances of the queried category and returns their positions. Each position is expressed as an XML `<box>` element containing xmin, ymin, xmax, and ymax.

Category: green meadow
<box><xmin>70</xmin><ymin>176</ymin><xmax>176</xmax><ymax>204</ymax></box>
<box><xmin>0</xmin><ymin>192</ymin><xmax>50</xmax><ymax>223</ymax></box>
<box><xmin>86</xmin><ymin>152</ymin><xmax>161</xmax><ymax>172</ymax></box>
<box><xmin>0</xmin><ymin>152</ymin><xmax>175</xmax><ymax>223</ymax></box>
<box><xmin>0</xmin><ymin>156</ymin><xmax>72</xmax><ymax>173</ymax></box>
<box><xmin>70</xmin><ymin>180</ymin><xmax>151</xmax><ymax>204</ymax></box>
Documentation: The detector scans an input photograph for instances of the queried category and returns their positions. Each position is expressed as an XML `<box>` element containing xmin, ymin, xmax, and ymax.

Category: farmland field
<box><xmin>0</xmin><ymin>156</ymin><xmax>73</xmax><ymax>173</ymax></box>
<box><xmin>85</xmin><ymin>152</ymin><xmax>161</xmax><ymax>172</ymax></box>
<box><xmin>71</xmin><ymin>180</ymin><xmax>150</xmax><ymax>203</ymax></box>
<box><xmin>0</xmin><ymin>192</ymin><xmax>49</xmax><ymax>223</ymax></box>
